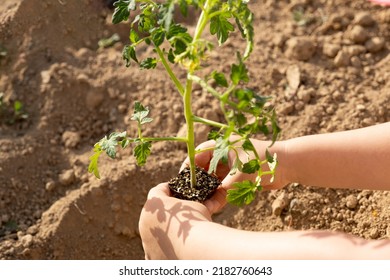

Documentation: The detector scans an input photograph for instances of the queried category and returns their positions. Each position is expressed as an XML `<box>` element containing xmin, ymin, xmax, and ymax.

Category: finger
<box><xmin>147</xmin><ymin>182</ymin><xmax>170</xmax><ymax>199</ymax></box>
<box><xmin>204</xmin><ymin>187</ymin><xmax>228</xmax><ymax>214</ymax></box>
<box><xmin>220</xmin><ymin>171</ymin><xmax>256</xmax><ymax>191</ymax></box>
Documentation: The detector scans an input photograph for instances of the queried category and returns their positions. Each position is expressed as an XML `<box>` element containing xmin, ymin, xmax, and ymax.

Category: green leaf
<box><xmin>152</xmin><ymin>28</ymin><xmax>165</xmax><ymax>47</ymax></box>
<box><xmin>230</xmin><ymin>157</ymin><xmax>243</xmax><ymax>175</ymax></box>
<box><xmin>134</xmin><ymin>141</ymin><xmax>152</xmax><ymax>166</ymax></box>
<box><xmin>140</xmin><ymin>57</ymin><xmax>158</xmax><ymax>69</ymax></box>
<box><xmin>88</xmin><ymin>145</ymin><xmax>103</xmax><ymax>179</ymax></box>
<box><xmin>242</xmin><ymin>159</ymin><xmax>260</xmax><ymax>174</ymax></box>
<box><xmin>209</xmin><ymin>137</ymin><xmax>230</xmax><ymax>174</ymax></box>
<box><xmin>230</xmin><ymin>54</ymin><xmax>249</xmax><ymax>85</ymax></box>
<box><xmin>207</xmin><ymin>130</ymin><xmax>221</xmax><ymax>141</ymax></box>
<box><xmin>227</xmin><ymin>180</ymin><xmax>258</xmax><ymax>206</ymax></box>
<box><xmin>168</xmin><ymin>48</ymin><xmax>175</xmax><ymax>63</ymax></box>
<box><xmin>168</xmin><ymin>26</ymin><xmax>192</xmax><ymax>56</ymax></box>
<box><xmin>178</xmin><ymin>0</ymin><xmax>188</xmax><ymax>17</ymax></box>
<box><xmin>112</xmin><ymin>0</ymin><xmax>136</xmax><ymax>24</ymax></box>
<box><xmin>158</xmin><ymin>1</ymin><xmax>175</xmax><ymax>31</ymax></box>
<box><xmin>233</xmin><ymin>88</ymin><xmax>253</xmax><ymax>109</ymax></box>
<box><xmin>266</xmin><ymin>151</ymin><xmax>278</xmax><ymax>173</ymax></box>
<box><xmin>122</xmin><ymin>45</ymin><xmax>138</xmax><ymax>67</ymax></box>
<box><xmin>271</xmin><ymin>110</ymin><xmax>281</xmax><ymax>143</ymax></box>
<box><xmin>210</xmin><ymin>12</ymin><xmax>235</xmax><ymax>45</ymax></box>
<box><xmin>129</xmin><ymin>29</ymin><xmax>140</xmax><ymax>43</ymax></box>
<box><xmin>242</xmin><ymin>138</ymin><xmax>256</xmax><ymax>153</ymax></box>
<box><xmin>167</xmin><ymin>24</ymin><xmax>188</xmax><ymax>39</ymax></box>
<box><xmin>211</xmin><ymin>71</ymin><xmax>228</xmax><ymax>87</ymax></box>
<box><xmin>230</xmin><ymin>0</ymin><xmax>254</xmax><ymax>59</ymax></box>
<box><xmin>98</xmin><ymin>131</ymin><xmax>127</xmax><ymax>159</ymax></box>
<box><xmin>131</xmin><ymin>102</ymin><xmax>153</xmax><ymax>124</ymax></box>
<box><xmin>138</xmin><ymin>5</ymin><xmax>157</xmax><ymax>32</ymax></box>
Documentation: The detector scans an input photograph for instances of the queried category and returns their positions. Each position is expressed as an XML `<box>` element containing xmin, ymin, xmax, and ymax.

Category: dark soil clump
<box><xmin>168</xmin><ymin>167</ymin><xmax>221</xmax><ymax>202</ymax></box>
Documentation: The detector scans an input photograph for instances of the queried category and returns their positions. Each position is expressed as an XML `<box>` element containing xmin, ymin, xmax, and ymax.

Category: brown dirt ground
<box><xmin>0</xmin><ymin>0</ymin><xmax>389</xmax><ymax>259</ymax></box>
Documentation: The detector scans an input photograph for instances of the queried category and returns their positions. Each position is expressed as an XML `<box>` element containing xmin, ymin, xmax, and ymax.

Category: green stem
<box><xmin>155</xmin><ymin>46</ymin><xmax>185</xmax><ymax>96</ymax></box>
<box><xmin>192</xmin><ymin>115</ymin><xmax>227</xmax><ymax>129</ymax></box>
<box><xmin>181</xmin><ymin>0</ymin><xmax>213</xmax><ymax>189</ymax></box>
<box><xmin>138</xmin><ymin>136</ymin><xmax>187</xmax><ymax>143</ymax></box>
<box><xmin>137</xmin><ymin>123</ymin><xmax>143</xmax><ymax>139</ymax></box>
<box><xmin>183</xmin><ymin>78</ymin><xmax>197</xmax><ymax>188</ymax></box>
<box><xmin>193</xmin><ymin>1</ymin><xmax>210</xmax><ymax>41</ymax></box>
<box><xmin>195</xmin><ymin>146</ymin><xmax>215</xmax><ymax>154</ymax></box>
<box><xmin>187</xmin><ymin>74</ymin><xmax>222</xmax><ymax>100</ymax></box>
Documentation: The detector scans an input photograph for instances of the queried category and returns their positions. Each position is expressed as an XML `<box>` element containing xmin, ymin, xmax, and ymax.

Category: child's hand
<box><xmin>180</xmin><ymin>138</ymin><xmax>288</xmax><ymax>213</ymax></box>
<box><xmin>139</xmin><ymin>183</ymin><xmax>212</xmax><ymax>259</ymax></box>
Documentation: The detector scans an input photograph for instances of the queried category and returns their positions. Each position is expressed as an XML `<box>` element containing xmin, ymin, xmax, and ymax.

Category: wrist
<box><xmin>269</xmin><ymin>139</ymin><xmax>295</xmax><ymax>186</ymax></box>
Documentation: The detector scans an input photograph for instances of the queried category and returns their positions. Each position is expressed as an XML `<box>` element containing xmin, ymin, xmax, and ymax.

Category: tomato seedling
<box><xmin>89</xmin><ymin>0</ymin><xmax>280</xmax><ymax>206</ymax></box>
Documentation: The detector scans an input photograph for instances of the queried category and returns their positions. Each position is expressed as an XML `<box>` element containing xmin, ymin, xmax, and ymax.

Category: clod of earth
<box><xmin>168</xmin><ymin>167</ymin><xmax>221</xmax><ymax>202</ymax></box>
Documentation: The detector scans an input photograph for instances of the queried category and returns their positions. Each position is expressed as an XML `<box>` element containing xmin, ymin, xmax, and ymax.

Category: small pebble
<box><xmin>349</xmin><ymin>25</ymin><xmax>369</xmax><ymax>44</ymax></box>
<box><xmin>346</xmin><ymin>195</ymin><xmax>358</xmax><ymax>210</ymax></box>
<box><xmin>365</xmin><ymin>37</ymin><xmax>385</xmax><ymax>53</ymax></box>
<box><xmin>334</xmin><ymin>50</ymin><xmax>350</xmax><ymax>67</ymax></box>
<box><xmin>285</xmin><ymin>37</ymin><xmax>316</xmax><ymax>61</ymax></box>
<box><xmin>59</xmin><ymin>169</ymin><xmax>75</xmax><ymax>186</ymax></box>
<box><xmin>354</xmin><ymin>12</ymin><xmax>376</xmax><ymax>27</ymax></box>
<box><xmin>272</xmin><ymin>192</ymin><xmax>289</xmax><ymax>216</ymax></box>
<box><xmin>45</xmin><ymin>180</ymin><xmax>56</xmax><ymax>192</ymax></box>
<box><xmin>369</xmin><ymin>227</ymin><xmax>379</xmax><ymax>239</ymax></box>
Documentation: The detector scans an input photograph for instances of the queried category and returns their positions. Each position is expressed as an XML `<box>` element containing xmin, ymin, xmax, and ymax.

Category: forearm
<box><xmin>280</xmin><ymin>123</ymin><xmax>390</xmax><ymax>190</ymax></box>
<box><xmin>181</xmin><ymin>221</ymin><xmax>390</xmax><ymax>259</ymax></box>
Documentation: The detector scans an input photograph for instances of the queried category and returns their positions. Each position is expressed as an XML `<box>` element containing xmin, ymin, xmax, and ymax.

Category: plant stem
<box><xmin>184</xmin><ymin>78</ymin><xmax>197</xmax><ymax>188</ymax></box>
<box><xmin>133</xmin><ymin>136</ymin><xmax>188</xmax><ymax>143</ymax></box>
<box><xmin>184</xmin><ymin>0</ymin><xmax>211</xmax><ymax>189</ymax></box>
<box><xmin>155</xmin><ymin>46</ymin><xmax>184</xmax><ymax>95</ymax></box>
<box><xmin>192</xmin><ymin>115</ymin><xmax>228</xmax><ymax>129</ymax></box>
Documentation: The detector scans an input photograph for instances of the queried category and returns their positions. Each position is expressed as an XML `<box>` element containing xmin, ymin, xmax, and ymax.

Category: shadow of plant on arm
<box><xmin>141</xmin><ymin>196</ymin><xmax>210</xmax><ymax>259</ymax></box>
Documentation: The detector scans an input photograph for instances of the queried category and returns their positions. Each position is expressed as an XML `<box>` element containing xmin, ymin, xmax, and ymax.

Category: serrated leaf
<box><xmin>227</xmin><ymin>180</ymin><xmax>258</xmax><ymax>206</ymax></box>
<box><xmin>152</xmin><ymin>28</ymin><xmax>165</xmax><ymax>47</ymax></box>
<box><xmin>131</xmin><ymin>102</ymin><xmax>153</xmax><ymax>124</ymax></box>
<box><xmin>242</xmin><ymin>159</ymin><xmax>260</xmax><ymax>174</ymax></box>
<box><xmin>242</xmin><ymin>139</ymin><xmax>256</xmax><ymax>153</ymax></box>
<box><xmin>211</xmin><ymin>71</ymin><xmax>228</xmax><ymax>87</ymax></box>
<box><xmin>158</xmin><ymin>1</ymin><xmax>175</xmax><ymax>31</ymax></box>
<box><xmin>207</xmin><ymin>130</ymin><xmax>221</xmax><ymax>141</ymax></box>
<box><xmin>112</xmin><ymin>0</ymin><xmax>136</xmax><ymax>24</ymax></box>
<box><xmin>98</xmin><ymin>131</ymin><xmax>127</xmax><ymax>159</ymax></box>
<box><xmin>230</xmin><ymin>54</ymin><xmax>249</xmax><ymax>85</ymax></box>
<box><xmin>267</xmin><ymin>151</ymin><xmax>278</xmax><ymax>172</ymax></box>
<box><xmin>210</xmin><ymin>12</ymin><xmax>235</xmax><ymax>45</ymax></box>
<box><xmin>121</xmin><ymin>138</ymin><xmax>131</xmax><ymax>149</ymax></box>
<box><xmin>178</xmin><ymin>0</ymin><xmax>188</xmax><ymax>17</ymax></box>
<box><xmin>140</xmin><ymin>57</ymin><xmax>158</xmax><ymax>69</ymax></box>
<box><xmin>168</xmin><ymin>48</ymin><xmax>175</xmax><ymax>63</ymax></box>
<box><xmin>138</xmin><ymin>6</ymin><xmax>157</xmax><ymax>32</ymax></box>
<box><xmin>88</xmin><ymin>144</ymin><xmax>103</xmax><ymax>179</ymax></box>
<box><xmin>122</xmin><ymin>45</ymin><xmax>138</xmax><ymax>67</ymax></box>
<box><xmin>230</xmin><ymin>157</ymin><xmax>243</xmax><ymax>175</ymax></box>
<box><xmin>230</xmin><ymin>0</ymin><xmax>254</xmax><ymax>59</ymax></box>
<box><xmin>167</xmin><ymin>24</ymin><xmax>187</xmax><ymax>40</ymax></box>
<box><xmin>134</xmin><ymin>141</ymin><xmax>151</xmax><ymax>166</ymax></box>
<box><xmin>129</xmin><ymin>29</ymin><xmax>140</xmax><ymax>43</ymax></box>
<box><xmin>234</xmin><ymin>88</ymin><xmax>253</xmax><ymax>109</ymax></box>
<box><xmin>209</xmin><ymin>137</ymin><xmax>230</xmax><ymax>174</ymax></box>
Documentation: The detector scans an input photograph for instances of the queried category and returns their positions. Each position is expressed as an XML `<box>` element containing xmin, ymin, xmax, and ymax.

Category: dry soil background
<box><xmin>0</xmin><ymin>0</ymin><xmax>389</xmax><ymax>259</ymax></box>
